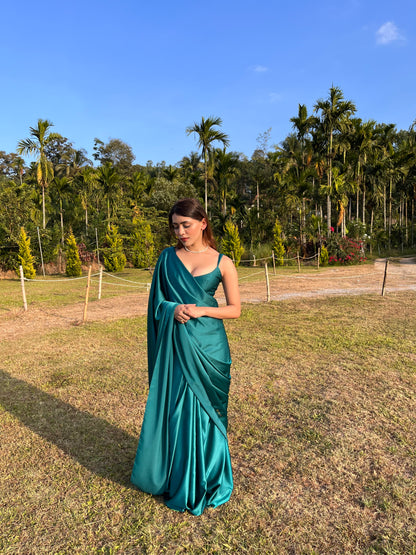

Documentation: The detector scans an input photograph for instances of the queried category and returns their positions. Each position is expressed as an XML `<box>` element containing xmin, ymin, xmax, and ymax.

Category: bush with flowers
<box><xmin>325</xmin><ymin>235</ymin><xmax>366</xmax><ymax>265</ymax></box>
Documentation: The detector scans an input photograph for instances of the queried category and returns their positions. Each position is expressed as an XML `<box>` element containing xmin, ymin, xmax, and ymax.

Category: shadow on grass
<box><xmin>0</xmin><ymin>369</ymin><xmax>138</xmax><ymax>487</ymax></box>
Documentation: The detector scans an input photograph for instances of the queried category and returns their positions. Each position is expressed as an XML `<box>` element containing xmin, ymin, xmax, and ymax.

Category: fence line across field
<box><xmin>18</xmin><ymin>265</ymin><xmax>152</xmax><ymax>317</ymax></box>
<box><xmin>17</xmin><ymin>257</ymin><xmax>416</xmax><ymax>316</ymax></box>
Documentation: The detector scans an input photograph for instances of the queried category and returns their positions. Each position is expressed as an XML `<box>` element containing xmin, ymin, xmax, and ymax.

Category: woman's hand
<box><xmin>174</xmin><ymin>304</ymin><xmax>205</xmax><ymax>323</ymax></box>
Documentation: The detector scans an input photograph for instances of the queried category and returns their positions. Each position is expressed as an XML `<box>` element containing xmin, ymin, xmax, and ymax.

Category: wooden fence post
<box><xmin>253</xmin><ymin>254</ymin><xmax>256</xmax><ymax>267</ymax></box>
<box><xmin>264</xmin><ymin>262</ymin><xmax>271</xmax><ymax>302</ymax></box>
<box><xmin>82</xmin><ymin>266</ymin><xmax>92</xmax><ymax>323</ymax></box>
<box><xmin>297</xmin><ymin>252</ymin><xmax>301</xmax><ymax>273</ymax></box>
<box><xmin>19</xmin><ymin>265</ymin><xmax>28</xmax><ymax>311</ymax></box>
<box><xmin>317</xmin><ymin>247</ymin><xmax>321</xmax><ymax>270</ymax></box>
<box><xmin>98</xmin><ymin>266</ymin><xmax>103</xmax><ymax>300</ymax></box>
<box><xmin>381</xmin><ymin>258</ymin><xmax>389</xmax><ymax>296</ymax></box>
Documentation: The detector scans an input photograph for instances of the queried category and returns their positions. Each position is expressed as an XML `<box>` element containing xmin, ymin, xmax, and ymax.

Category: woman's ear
<box><xmin>201</xmin><ymin>218</ymin><xmax>207</xmax><ymax>230</ymax></box>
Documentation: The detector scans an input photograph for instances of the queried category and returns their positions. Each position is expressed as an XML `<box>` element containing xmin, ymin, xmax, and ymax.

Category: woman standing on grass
<box><xmin>131</xmin><ymin>198</ymin><xmax>241</xmax><ymax>515</ymax></box>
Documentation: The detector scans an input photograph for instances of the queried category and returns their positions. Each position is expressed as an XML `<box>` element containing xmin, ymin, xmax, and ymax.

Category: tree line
<box><xmin>1</xmin><ymin>85</ymin><xmax>415</xmax><ymax>274</ymax></box>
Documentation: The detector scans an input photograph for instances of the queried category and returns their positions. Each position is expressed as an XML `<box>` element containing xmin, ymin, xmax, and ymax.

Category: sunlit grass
<box><xmin>1</xmin><ymin>292</ymin><xmax>415</xmax><ymax>553</ymax></box>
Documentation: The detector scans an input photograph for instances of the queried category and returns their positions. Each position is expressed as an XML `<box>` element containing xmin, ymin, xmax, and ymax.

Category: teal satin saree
<box><xmin>131</xmin><ymin>247</ymin><xmax>233</xmax><ymax>515</ymax></box>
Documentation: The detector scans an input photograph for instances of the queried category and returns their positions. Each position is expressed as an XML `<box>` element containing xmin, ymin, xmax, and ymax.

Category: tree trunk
<box><xmin>222</xmin><ymin>193</ymin><xmax>227</xmax><ymax>217</ymax></box>
<box><xmin>343</xmin><ymin>209</ymin><xmax>346</xmax><ymax>237</ymax></box>
<box><xmin>42</xmin><ymin>184</ymin><xmax>46</xmax><ymax>229</ymax></box>
<box><xmin>356</xmin><ymin>184</ymin><xmax>359</xmax><ymax>220</ymax></box>
<box><xmin>204</xmin><ymin>152</ymin><xmax>208</xmax><ymax>213</ymax></box>
<box><xmin>60</xmin><ymin>199</ymin><xmax>64</xmax><ymax>245</ymax></box>
<box><xmin>405</xmin><ymin>197</ymin><xmax>408</xmax><ymax>245</ymax></box>
<box><xmin>327</xmin><ymin>194</ymin><xmax>332</xmax><ymax>234</ymax></box>
<box><xmin>370</xmin><ymin>209</ymin><xmax>374</xmax><ymax>255</ymax></box>
<box><xmin>356</xmin><ymin>164</ymin><xmax>360</xmax><ymax>220</ymax></box>
<box><xmin>256</xmin><ymin>181</ymin><xmax>260</xmax><ymax>219</ymax></box>
<box><xmin>389</xmin><ymin>177</ymin><xmax>392</xmax><ymax>246</ymax></box>
<box><xmin>362</xmin><ymin>185</ymin><xmax>366</xmax><ymax>227</ymax></box>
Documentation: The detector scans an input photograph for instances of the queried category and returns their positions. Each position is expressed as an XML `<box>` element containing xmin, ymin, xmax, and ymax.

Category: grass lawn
<box><xmin>0</xmin><ymin>268</ymin><xmax>153</xmax><ymax>310</ymax></box>
<box><xmin>0</xmin><ymin>292</ymin><xmax>415</xmax><ymax>554</ymax></box>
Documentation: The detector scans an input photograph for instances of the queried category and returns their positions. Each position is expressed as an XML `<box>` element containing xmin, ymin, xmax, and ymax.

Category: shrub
<box><xmin>319</xmin><ymin>245</ymin><xmax>329</xmax><ymax>267</ymax></box>
<box><xmin>17</xmin><ymin>227</ymin><xmax>36</xmax><ymax>279</ymax></box>
<box><xmin>131</xmin><ymin>216</ymin><xmax>155</xmax><ymax>268</ymax></box>
<box><xmin>326</xmin><ymin>236</ymin><xmax>366</xmax><ymax>265</ymax></box>
<box><xmin>272</xmin><ymin>217</ymin><xmax>285</xmax><ymax>266</ymax></box>
<box><xmin>221</xmin><ymin>221</ymin><xmax>244</xmax><ymax>267</ymax></box>
<box><xmin>103</xmin><ymin>225</ymin><xmax>126</xmax><ymax>272</ymax></box>
<box><xmin>65</xmin><ymin>232</ymin><xmax>82</xmax><ymax>277</ymax></box>
<box><xmin>77</xmin><ymin>243</ymin><xmax>96</xmax><ymax>265</ymax></box>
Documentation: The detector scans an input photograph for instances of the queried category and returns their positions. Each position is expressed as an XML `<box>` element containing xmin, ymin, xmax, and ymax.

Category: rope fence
<box><xmin>15</xmin><ymin>256</ymin><xmax>416</xmax><ymax>319</ymax></box>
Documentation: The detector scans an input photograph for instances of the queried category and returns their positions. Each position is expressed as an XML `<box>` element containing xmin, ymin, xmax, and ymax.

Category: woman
<box><xmin>131</xmin><ymin>198</ymin><xmax>241</xmax><ymax>515</ymax></box>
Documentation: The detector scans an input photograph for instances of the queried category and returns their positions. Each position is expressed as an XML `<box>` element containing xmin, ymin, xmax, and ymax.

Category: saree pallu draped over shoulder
<box><xmin>131</xmin><ymin>247</ymin><xmax>233</xmax><ymax>515</ymax></box>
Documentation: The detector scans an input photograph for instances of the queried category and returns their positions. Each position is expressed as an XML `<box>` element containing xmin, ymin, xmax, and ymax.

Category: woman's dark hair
<box><xmin>168</xmin><ymin>198</ymin><xmax>216</xmax><ymax>249</ymax></box>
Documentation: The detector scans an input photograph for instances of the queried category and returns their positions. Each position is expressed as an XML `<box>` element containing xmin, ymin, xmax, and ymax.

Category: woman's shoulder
<box><xmin>158</xmin><ymin>246</ymin><xmax>175</xmax><ymax>258</ymax></box>
<box><xmin>218</xmin><ymin>253</ymin><xmax>237</xmax><ymax>274</ymax></box>
<box><xmin>218</xmin><ymin>253</ymin><xmax>233</xmax><ymax>264</ymax></box>
<box><xmin>153</xmin><ymin>247</ymin><xmax>175</xmax><ymax>268</ymax></box>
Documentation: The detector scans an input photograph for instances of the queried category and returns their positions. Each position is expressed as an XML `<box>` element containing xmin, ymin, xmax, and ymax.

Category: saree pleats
<box><xmin>131</xmin><ymin>248</ymin><xmax>233</xmax><ymax>515</ymax></box>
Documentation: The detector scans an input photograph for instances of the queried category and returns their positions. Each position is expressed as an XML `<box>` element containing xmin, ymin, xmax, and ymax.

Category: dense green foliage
<box><xmin>319</xmin><ymin>245</ymin><xmax>329</xmax><ymax>267</ymax></box>
<box><xmin>222</xmin><ymin>221</ymin><xmax>244</xmax><ymax>266</ymax></box>
<box><xmin>0</xmin><ymin>87</ymin><xmax>415</xmax><ymax>274</ymax></box>
<box><xmin>130</xmin><ymin>215</ymin><xmax>155</xmax><ymax>268</ymax></box>
<box><xmin>103</xmin><ymin>225</ymin><xmax>126</xmax><ymax>272</ymax></box>
<box><xmin>65</xmin><ymin>232</ymin><xmax>82</xmax><ymax>277</ymax></box>
<box><xmin>272</xmin><ymin>217</ymin><xmax>285</xmax><ymax>265</ymax></box>
<box><xmin>17</xmin><ymin>227</ymin><xmax>36</xmax><ymax>279</ymax></box>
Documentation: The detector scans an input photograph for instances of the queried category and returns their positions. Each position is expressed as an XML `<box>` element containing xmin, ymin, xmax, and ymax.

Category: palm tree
<box><xmin>11</xmin><ymin>156</ymin><xmax>25</xmax><ymax>186</ymax></box>
<box><xmin>129</xmin><ymin>171</ymin><xmax>152</xmax><ymax>209</ymax></box>
<box><xmin>348</xmin><ymin>118</ymin><xmax>376</xmax><ymax>224</ymax></box>
<box><xmin>314</xmin><ymin>87</ymin><xmax>356</xmax><ymax>233</ymax></box>
<box><xmin>373</xmin><ymin>123</ymin><xmax>397</xmax><ymax>235</ymax></box>
<box><xmin>97</xmin><ymin>162</ymin><xmax>121</xmax><ymax>225</ymax></box>
<box><xmin>212</xmin><ymin>149</ymin><xmax>240</xmax><ymax>216</ymax></box>
<box><xmin>186</xmin><ymin>116</ymin><xmax>229</xmax><ymax>212</ymax></box>
<box><xmin>77</xmin><ymin>166</ymin><xmax>99</xmax><ymax>234</ymax></box>
<box><xmin>290</xmin><ymin>104</ymin><xmax>316</xmax><ymax>168</ymax></box>
<box><xmin>162</xmin><ymin>165</ymin><xmax>180</xmax><ymax>181</ymax></box>
<box><xmin>17</xmin><ymin>119</ymin><xmax>61</xmax><ymax>229</ymax></box>
<box><xmin>51</xmin><ymin>176</ymin><xmax>71</xmax><ymax>244</ymax></box>
<box><xmin>179</xmin><ymin>152</ymin><xmax>203</xmax><ymax>191</ymax></box>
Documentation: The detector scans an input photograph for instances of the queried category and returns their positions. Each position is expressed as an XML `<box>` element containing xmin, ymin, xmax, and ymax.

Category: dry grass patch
<box><xmin>1</xmin><ymin>293</ymin><xmax>415</xmax><ymax>554</ymax></box>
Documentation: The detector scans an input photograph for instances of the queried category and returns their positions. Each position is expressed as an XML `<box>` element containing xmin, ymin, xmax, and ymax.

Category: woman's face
<box><xmin>171</xmin><ymin>213</ymin><xmax>207</xmax><ymax>249</ymax></box>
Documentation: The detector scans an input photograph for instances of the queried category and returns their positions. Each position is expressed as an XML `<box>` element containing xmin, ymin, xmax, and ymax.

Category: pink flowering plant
<box><xmin>325</xmin><ymin>236</ymin><xmax>366</xmax><ymax>265</ymax></box>
<box><xmin>77</xmin><ymin>243</ymin><xmax>96</xmax><ymax>264</ymax></box>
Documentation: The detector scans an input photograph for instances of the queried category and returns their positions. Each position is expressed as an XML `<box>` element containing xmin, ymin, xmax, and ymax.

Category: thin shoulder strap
<box><xmin>217</xmin><ymin>253</ymin><xmax>224</xmax><ymax>266</ymax></box>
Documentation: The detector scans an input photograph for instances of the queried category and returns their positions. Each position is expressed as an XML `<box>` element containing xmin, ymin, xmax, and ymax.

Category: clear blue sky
<box><xmin>1</xmin><ymin>0</ymin><xmax>415</xmax><ymax>166</ymax></box>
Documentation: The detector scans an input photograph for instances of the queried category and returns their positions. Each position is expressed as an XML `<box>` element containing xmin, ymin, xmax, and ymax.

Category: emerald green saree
<box><xmin>131</xmin><ymin>247</ymin><xmax>233</xmax><ymax>515</ymax></box>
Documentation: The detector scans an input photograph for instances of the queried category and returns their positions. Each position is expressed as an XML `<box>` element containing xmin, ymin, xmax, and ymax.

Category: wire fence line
<box><xmin>22</xmin><ymin>270</ymin><xmax>150</xmax><ymax>287</ymax></box>
<box><xmin>91</xmin><ymin>278</ymin><xmax>150</xmax><ymax>290</ymax></box>
<box><xmin>12</xmin><ymin>256</ymin><xmax>416</xmax><ymax>317</ymax></box>
<box><xmin>240</xmin><ymin>252</ymin><xmax>319</xmax><ymax>264</ymax></box>
<box><xmin>23</xmin><ymin>273</ymin><xmax>100</xmax><ymax>283</ymax></box>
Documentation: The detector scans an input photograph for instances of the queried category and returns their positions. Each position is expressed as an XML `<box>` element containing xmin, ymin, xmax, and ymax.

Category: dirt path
<box><xmin>1</xmin><ymin>259</ymin><xmax>415</xmax><ymax>341</ymax></box>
